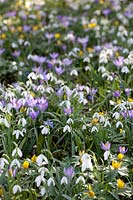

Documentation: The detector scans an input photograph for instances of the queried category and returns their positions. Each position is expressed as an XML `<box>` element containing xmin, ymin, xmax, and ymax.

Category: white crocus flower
<box><xmin>36</xmin><ymin>154</ymin><xmax>48</xmax><ymax>166</ymax></box>
<box><xmin>61</xmin><ymin>176</ymin><xmax>68</xmax><ymax>185</ymax></box>
<box><xmin>13</xmin><ymin>185</ymin><xmax>22</xmax><ymax>194</ymax></box>
<box><xmin>47</xmin><ymin>177</ymin><xmax>55</xmax><ymax>186</ymax></box>
<box><xmin>81</xmin><ymin>153</ymin><xmax>93</xmax><ymax>172</ymax></box>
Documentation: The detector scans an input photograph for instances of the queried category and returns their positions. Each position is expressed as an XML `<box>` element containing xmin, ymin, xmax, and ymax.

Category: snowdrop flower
<box><xmin>63</xmin><ymin>125</ymin><xmax>71</xmax><ymax>133</ymax></box>
<box><xmin>121</xmin><ymin>66</ymin><xmax>129</xmax><ymax>74</ymax></box>
<box><xmin>0</xmin><ymin>117</ymin><xmax>10</xmax><ymax>128</ymax></box>
<box><xmin>0</xmin><ymin>158</ymin><xmax>9</xmax><ymax>169</ymax></box>
<box><xmin>10</xmin><ymin>159</ymin><xmax>21</xmax><ymax>168</ymax></box>
<box><xmin>81</xmin><ymin>153</ymin><xmax>93</xmax><ymax>172</ymax></box>
<box><xmin>103</xmin><ymin>151</ymin><xmax>110</xmax><ymax>161</ymax></box>
<box><xmin>12</xmin><ymin>147</ymin><xmax>22</xmax><ymax>157</ymax></box>
<box><xmin>66</xmin><ymin>118</ymin><xmax>74</xmax><ymax>125</ymax></box>
<box><xmin>40</xmin><ymin>125</ymin><xmax>49</xmax><ymax>135</ymax></box>
<box><xmin>13</xmin><ymin>185</ymin><xmax>22</xmax><ymax>194</ymax></box>
<box><xmin>40</xmin><ymin>187</ymin><xmax>46</xmax><ymax>196</ymax></box>
<box><xmin>18</xmin><ymin>118</ymin><xmax>27</xmax><ymax>127</ymax></box>
<box><xmin>61</xmin><ymin>176</ymin><xmax>68</xmax><ymax>185</ymax></box>
<box><xmin>36</xmin><ymin>154</ymin><xmax>48</xmax><ymax>166</ymax></box>
<box><xmin>91</xmin><ymin>126</ymin><xmax>98</xmax><ymax>132</ymax></box>
<box><xmin>38</xmin><ymin>167</ymin><xmax>49</xmax><ymax>176</ymax></box>
<box><xmin>100</xmin><ymin>141</ymin><xmax>111</xmax><ymax>160</ymax></box>
<box><xmin>70</xmin><ymin>69</ymin><xmax>78</xmax><ymax>76</ymax></box>
<box><xmin>35</xmin><ymin>175</ymin><xmax>46</xmax><ymax>187</ymax></box>
<box><xmin>47</xmin><ymin>177</ymin><xmax>55</xmax><ymax>186</ymax></box>
<box><xmin>104</xmin><ymin>118</ymin><xmax>111</xmax><ymax>127</ymax></box>
<box><xmin>76</xmin><ymin>176</ymin><xmax>85</xmax><ymax>184</ymax></box>
<box><xmin>112</xmin><ymin>112</ymin><xmax>120</xmax><ymax>120</ymax></box>
<box><xmin>12</xmin><ymin>130</ymin><xmax>24</xmax><ymax>139</ymax></box>
<box><xmin>98</xmin><ymin>66</ymin><xmax>106</xmax><ymax>73</ymax></box>
<box><xmin>116</xmin><ymin>121</ymin><xmax>123</xmax><ymax>128</ymax></box>
<box><xmin>83</xmin><ymin>57</ymin><xmax>90</xmax><ymax>63</ymax></box>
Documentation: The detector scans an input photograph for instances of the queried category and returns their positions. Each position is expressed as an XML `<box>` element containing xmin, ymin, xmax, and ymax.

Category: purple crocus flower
<box><xmin>63</xmin><ymin>58</ymin><xmax>73</xmax><ymax>66</ymax></box>
<box><xmin>10</xmin><ymin>98</ymin><xmax>23</xmax><ymax>110</ymax></box>
<box><xmin>50</xmin><ymin>52</ymin><xmax>59</xmax><ymax>59</ymax></box>
<box><xmin>78</xmin><ymin>36</ymin><xmax>89</xmax><ymax>50</ymax></box>
<box><xmin>29</xmin><ymin>110</ymin><xmax>40</xmax><ymax>120</ymax></box>
<box><xmin>36</xmin><ymin>97</ymin><xmax>48</xmax><ymax>111</ymax></box>
<box><xmin>6</xmin><ymin>11</ymin><xmax>16</xmax><ymax>17</ymax></box>
<box><xmin>56</xmin><ymin>88</ymin><xmax>64</xmax><ymax>97</ymax></box>
<box><xmin>125</xmin><ymin>88</ymin><xmax>131</xmax><ymax>96</ymax></box>
<box><xmin>55</xmin><ymin>66</ymin><xmax>64</xmax><ymax>75</ymax></box>
<box><xmin>0</xmin><ymin>48</ymin><xmax>5</xmax><ymax>55</ymax></box>
<box><xmin>12</xmin><ymin>50</ymin><xmax>21</xmax><ymax>57</ymax></box>
<box><xmin>113</xmin><ymin>56</ymin><xmax>124</xmax><ymax>68</ymax></box>
<box><xmin>63</xmin><ymin>107</ymin><xmax>73</xmax><ymax>115</ymax></box>
<box><xmin>23</xmin><ymin>25</ymin><xmax>31</xmax><ymax>32</ymax></box>
<box><xmin>31</xmin><ymin>55</ymin><xmax>46</xmax><ymax>64</ymax></box>
<box><xmin>113</xmin><ymin>90</ymin><xmax>120</xmax><ymax>98</ymax></box>
<box><xmin>64</xmin><ymin>166</ymin><xmax>74</xmax><ymax>178</ymax></box>
<box><xmin>100</xmin><ymin>141</ymin><xmax>111</xmax><ymax>151</ymax></box>
<box><xmin>102</xmin><ymin>9</ymin><xmax>111</xmax><ymax>16</ymax></box>
<box><xmin>118</xmin><ymin>146</ymin><xmax>128</xmax><ymax>154</ymax></box>
<box><xmin>45</xmin><ymin>32</ymin><xmax>54</xmax><ymax>40</ymax></box>
<box><xmin>44</xmin><ymin>120</ymin><xmax>53</xmax><ymax>128</ymax></box>
<box><xmin>128</xmin><ymin>110</ymin><xmax>133</xmax><ymax>119</ymax></box>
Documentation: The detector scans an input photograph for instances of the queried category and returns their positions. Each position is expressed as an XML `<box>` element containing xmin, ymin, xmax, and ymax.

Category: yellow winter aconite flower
<box><xmin>91</xmin><ymin>118</ymin><xmax>99</xmax><ymax>124</ymax></box>
<box><xmin>98</xmin><ymin>111</ymin><xmax>104</xmax><ymax>115</ymax></box>
<box><xmin>115</xmin><ymin>51</ymin><xmax>120</xmax><ymax>57</ymax></box>
<box><xmin>31</xmin><ymin>154</ymin><xmax>37</xmax><ymax>162</ymax></box>
<box><xmin>30</xmin><ymin>91</ymin><xmax>35</xmax><ymax>97</ymax></box>
<box><xmin>88</xmin><ymin>23</ymin><xmax>97</xmax><ymax>29</ymax></box>
<box><xmin>87</xmin><ymin>47</ymin><xmax>94</xmax><ymax>53</ymax></box>
<box><xmin>79</xmin><ymin>50</ymin><xmax>83</xmax><ymax>56</ymax></box>
<box><xmin>23</xmin><ymin>161</ymin><xmax>29</xmax><ymax>169</ymax></box>
<box><xmin>88</xmin><ymin>190</ymin><xmax>95</xmax><ymax>198</ymax></box>
<box><xmin>32</xmin><ymin>26</ymin><xmax>39</xmax><ymax>31</ymax></box>
<box><xmin>0</xmin><ymin>187</ymin><xmax>3</xmax><ymax>197</ymax></box>
<box><xmin>128</xmin><ymin>98</ymin><xmax>133</xmax><ymax>102</ymax></box>
<box><xmin>17</xmin><ymin>26</ymin><xmax>22</xmax><ymax>32</ymax></box>
<box><xmin>117</xmin><ymin>179</ymin><xmax>125</xmax><ymax>189</ymax></box>
<box><xmin>0</xmin><ymin>34</ymin><xmax>6</xmax><ymax>39</ymax></box>
<box><xmin>112</xmin><ymin>161</ymin><xmax>121</xmax><ymax>169</ymax></box>
<box><xmin>55</xmin><ymin>33</ymin><xmax>61</xmax><ymax>39</ymax></box>
<box><xmin>117</xmin><ymin>153</ymin><xmax>124</xmax><ymax>160</ymax></box>
<box><xmin>83</xmin><ymin>24</ymin><xmax>88</xmax><ymax>29</ymax></box>
<box><xmin>116</xmin><ymin>99</ymin><xmax>121</xmax><ymax>104</ymax></box>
